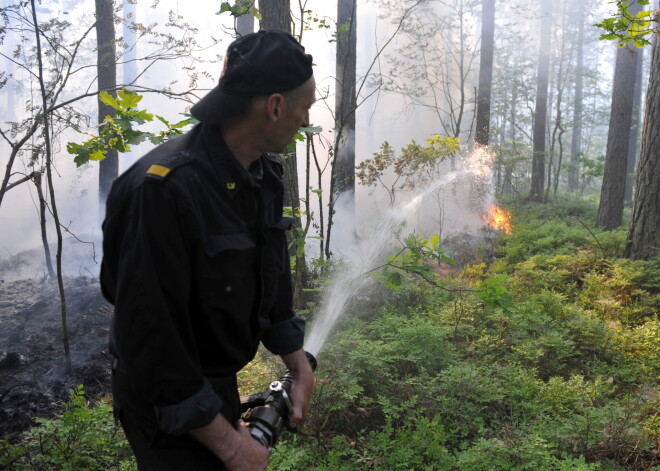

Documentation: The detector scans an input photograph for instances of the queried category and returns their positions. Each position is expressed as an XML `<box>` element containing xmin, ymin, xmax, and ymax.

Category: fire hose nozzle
<box><xmin>240</xmin><ymin>351</ymin><xmax>317</xmax><ymax>450</ymax></box>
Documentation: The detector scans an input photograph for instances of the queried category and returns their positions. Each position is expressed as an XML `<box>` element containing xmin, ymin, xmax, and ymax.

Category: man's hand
<box><xmin>190</xmin><ymin>414</ymin><xmax>269</xmax><ymax>470</ymax></box>
<box><xmin>222</xmin><ymin>422</ymin><xmax>270</xmax><ymax>471</ymax></box>
<box><xmin>280</xmin><ymin>349</ymin><xmax>315</xmax><ymax>428</ymax></box>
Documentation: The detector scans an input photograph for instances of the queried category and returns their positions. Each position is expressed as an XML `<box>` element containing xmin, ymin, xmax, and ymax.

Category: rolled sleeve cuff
<box><xmin>261</xmin><ymin>315</ymin><xmax>305</xmax><ymax>355</ymax></box>
<box><xmin>157</xmin><ymin>379</ymin><xmax>223</xmax><ymax>436</ymax></box>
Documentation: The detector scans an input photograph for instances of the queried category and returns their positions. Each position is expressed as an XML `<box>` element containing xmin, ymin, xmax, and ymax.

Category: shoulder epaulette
<box><xmin>145</xmin><ymin>151</ymin><xmax>192</xmax><ymax>181</ymax></box>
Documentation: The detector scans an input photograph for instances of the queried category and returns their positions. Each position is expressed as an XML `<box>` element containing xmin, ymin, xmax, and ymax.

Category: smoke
<box><xmin>305</xmin><ymin>145</ymin><xmax>497</xmax><ymax>355</ymax></box>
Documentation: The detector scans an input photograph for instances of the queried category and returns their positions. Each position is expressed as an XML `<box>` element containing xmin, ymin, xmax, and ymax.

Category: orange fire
<box><xmin>483</xmin><ymin>204</ymin><xmax>513</xmax><ymax>235</ymax></box>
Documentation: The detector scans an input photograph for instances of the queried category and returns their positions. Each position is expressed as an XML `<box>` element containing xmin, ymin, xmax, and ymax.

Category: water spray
<box><xmin>304</xmin><ymin>147</ymin><xmax>497</xmax><ymax>357</ymax></box>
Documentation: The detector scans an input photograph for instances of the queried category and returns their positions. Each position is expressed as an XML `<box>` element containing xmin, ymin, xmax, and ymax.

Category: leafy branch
<box><xmin>67</xmin><ymin>88</ymin><xmax>196</xmax><ymax>167</ymax></box>
<box><xmin>217</xmin><ymin>1</ymin><xmax>261</xmax><ymax>20</ymax></box>
<box><xmin>356</xmin><ymin>135</ymin><xmax>460</xmax><ymax>206</ymax></box>
<box><xmin>367</xmin><ymin>233</ymin><xmax>457</xmax><ymax>290</ymax></box>
<box><xmin>594</xmin><ymin>0</ymin><xmax>658</xmax><ymax>47</ymax></box>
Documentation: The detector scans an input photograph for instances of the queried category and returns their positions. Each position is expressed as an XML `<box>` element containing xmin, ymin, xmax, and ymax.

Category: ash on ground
<box><xmin>0</xmin><ymin>276</ymin><xmax>113</xmax><ymax>438</ymax></box>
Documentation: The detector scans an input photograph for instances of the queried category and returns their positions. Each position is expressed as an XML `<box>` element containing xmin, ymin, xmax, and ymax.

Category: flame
<box><xmin>483</xmin><ymin>204</ymin><xmax>513</xmax><ymax>235</ymax></box>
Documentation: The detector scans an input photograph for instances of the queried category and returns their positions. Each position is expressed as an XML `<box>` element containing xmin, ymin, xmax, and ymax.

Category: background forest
<box><xmin>0</xmin><ymin>0</ymin><xmax>659</xmax><ymax>469</ymax></box>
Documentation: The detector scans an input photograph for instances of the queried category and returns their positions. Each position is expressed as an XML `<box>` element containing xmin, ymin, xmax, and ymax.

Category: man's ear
<box><xmin>265</xmin><ymin>93</ymin><xmax>286</xmax><ymax>122</ymax></box>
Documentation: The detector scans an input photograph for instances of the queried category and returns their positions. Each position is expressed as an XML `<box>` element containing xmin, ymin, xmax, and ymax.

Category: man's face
<box><xmin>271</xmin><ymin>77</ymin><xmax>316</xmax><ymax>153</ymax></box>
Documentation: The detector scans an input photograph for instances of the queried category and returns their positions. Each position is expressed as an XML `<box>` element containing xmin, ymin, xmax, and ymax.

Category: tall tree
<box><xmin>235</xmin><ymin>1</ymin><xmax>255</xmax><ymax>36</ymax></box>
<box><xmin>625</xmin><ymin>27</ymin><xmax>660</xmax><ymax>260</ymax></box>
<box><xmin>596</xmin><ymin>0</ymin><xmax>643</xmax><ymax>230</ymax></box>
<box><xmin>474</xmin><ymin>0</ymin><xmax>495</xmax><ymax>147</ymax></box>
<box><xmin>236</xmin><ymin>12</ymin><xmax>254</xmax><ymax>36</ymax></box>
<box><xmin>625</xmin><ymin>45</ymin><xmax>644</xmax><ymax>203</ymax></box>
<box><xmin>259</xmin><ymin>0</ymin><xmax>290</xmax><ymax>31</ymax></box>
<box><xmin>568</xmin><ymin>0</ymin><xmax>585</xmax><ymax>192</ymax></box>
<box><xmin>258</xmin><ymin>1</ymin><xmax>300</xmax><ymax>218</ymax></box>
<box><xmin>327</xmin><ymin>0</ymin><xmax>357</xmax><ymax>258</ymax></box>
<box><xmin>122</xmin><ymin>1</ymin><xmax>137</xmax><ymax>85</ymax></box>
<box><xmin>259</xmin><ymin>0</ymin><xmax>310</xmax><ymax>304</ymax></box>
<box><xmin>530</xmin><ymin>0</ymin><xmax>552</xmax><ymax>202</ymax></box>
<box><xmin>96</xmin><ymin>0</ymin><xmax>118</xmax><ymax>205</ymax></box>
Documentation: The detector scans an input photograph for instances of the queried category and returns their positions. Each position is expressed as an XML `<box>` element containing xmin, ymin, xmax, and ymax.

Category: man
<box><xmin>100</xmin><ymin>30</ymin><xmax>316</xmax><ymax>471</ymax></box>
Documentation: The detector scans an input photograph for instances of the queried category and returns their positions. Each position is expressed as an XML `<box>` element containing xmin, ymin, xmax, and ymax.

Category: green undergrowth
<box><xmin>0</xmin><ymin>386</ymin><xmax>137</xmax><ymax>471</ymax></box>
<box><xmin>271</xmin><ymin>197</ymin><xmax>660</xmax><ymax>470</ymax></box>
<box><xmin>2</xmin><ymin>197</ymin><xmax>659</xmax><ymax>470</ymax></box>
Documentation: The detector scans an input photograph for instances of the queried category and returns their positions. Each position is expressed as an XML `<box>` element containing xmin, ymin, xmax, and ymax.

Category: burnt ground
<box><xmin>0</xmin><ymin>276</ymin><xmax>113</xmax><ymax>438</ymax></box>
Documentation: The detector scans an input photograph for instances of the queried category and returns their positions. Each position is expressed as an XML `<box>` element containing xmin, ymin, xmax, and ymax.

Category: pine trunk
<box><xmin>625</xmin><ymin>32</ymin><xmax>660</xmax><ymax>260</ymax></box>
<box><xmin>475</xmin><ymin>0</ymin><xmax>495</xmax><ymax>147</ymax></box>
<box><xmin>530</xmin><ymin>0</ymin><xmax>552</xmax><ymax>202</ymax></box>
<box><xmin>96</xmin><ymin>0</ymin><xmax>118</xmax><ymax>206</ymax></box>
<box><xmin>326</xmin><ymin>0</ymin><xmax>357</xmax><ymax>258</ymax></box>
<box><xmin>625</xmin><ymin>46</ymin><xmax>644</xmax><ymax>203</ymax></box>
<box><xmin>596</xmin><ymin>0</ymin><xmax>642</xmax><ymax>230</ymax></box>
<box><xmin>568</xmin><ymin>2</ymin><xmax>585</xmax><ymax>192</ymax></box>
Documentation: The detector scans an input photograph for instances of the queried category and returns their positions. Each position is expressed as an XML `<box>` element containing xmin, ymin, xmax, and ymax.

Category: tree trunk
<box><xmin>326</xmin><ymin>0</ymin><xmax>357</xmax><ymax>258</ymax></box>
<box><xmin>475</xmin><ymin>0</ymin><xmax>495</xmax><ymax>147</ymax></box>
<box><xmin>259</xmin><ymin>0</ymin><xmax>310</xmax><ymax>305</ymax></box>
<box><xmin>96</xmin><ymin>0</ymin><xmax>118</xmax><ymax>207</ymax></box>
<box><xmin>122</xmin><ymin>1</ymin><xmax>137</xmax><ymax>85</ymax></box>
<box><xmin>259</xmin><ymin>0</ymin><xmax>291</xmax><ymax>32</ymax></box>
<box><xmin>34</xmin><ymin>173</ymin><xmax>55</xmax><ymax>279</ymax></box>
<box><xmin>596</xmin><ymin>0</ymin><xmax>643</xmax><ymax>230</ymax></box>
<box><xmin>625</xmin><ymin>45</ymin><xmax>644</xmax><ymax>204</ymax></box>
<box><xmin>568</xmin><ymin>1</ymin><xmax>585</xmax><ymax>192</ymax></box>
<box><xmin>530</xmin><ymin>0</ymin><xmax>552</xmax><ymax>202</ymax></box>
<box><xmin>236</xmin><ymin>12</ymin><xmax>254</xmax><ymax>36</ymax></box>
<box><xmin>236</xmin><ymin>1</ymin><xmax>255</xmax><ymax>37</ymax></box>
<box><xmin>31</xmin><ymin>0</ymin><xmax>71</xmax><ymax>372</ymax></box>
<box><xmin>625</xmin><ymin>31</ymin><xmax>660</xmax><ymax>260</ymax></box>
<box><xmin>259</xmin><ymin>0</ymin><xmax>295</xmax><ymax>213</ymax></box>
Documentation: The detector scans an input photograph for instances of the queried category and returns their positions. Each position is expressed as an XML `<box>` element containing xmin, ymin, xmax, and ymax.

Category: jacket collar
<box><xmin>201</xmin><ymin>123</ymin><xmax>263</xmax><ymax>199</ymax></box>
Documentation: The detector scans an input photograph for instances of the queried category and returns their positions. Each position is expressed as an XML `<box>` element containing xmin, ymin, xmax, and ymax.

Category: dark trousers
<box><xmin>112</xmin><ymin>371</ymin><xmax>240</xmax><ymax>471</ymax></box>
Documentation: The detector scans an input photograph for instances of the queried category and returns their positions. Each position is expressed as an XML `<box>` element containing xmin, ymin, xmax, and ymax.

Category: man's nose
<box><xmin>301</xmin><ymin>110</ymin><xmax>310</xmax><ymax>128</ymax></box>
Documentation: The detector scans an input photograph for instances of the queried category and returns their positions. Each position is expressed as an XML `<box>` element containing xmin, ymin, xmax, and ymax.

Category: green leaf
<box><xmin>384</xmin><ymin>270</ymin><xmax>404</xmax><ymax>290</ymax></box>
<box><xmin>66</xmin><ymin>142</ymin><xmax>82</xmax><ymax>154</ymax></box>
<box><xmin>156</xmin><ymin>115</ymin><xmax>170</xmax><ymax>127</ymax></box>
<box><xmin>118</xmin><ymin>88</ymin><xmax>143</xmax><ymax>109</ymax></box>
<box><xmin>89</xmin><ymin>149</ymin><xmax>106</xmax><ymax>161</ymax></box>
<box><xmin>116</xmin><ymin>116</ymin><xmax>133</xmax><ymax>131</ymax></box>
<box><xmin>99</xmin><ymin>91</ymin><xmax>119</xmax><ymax>109</ymax></box>
<box><xmin>300</xmin><ymin>125</ymin><xmax>323</xmax><ymax>134</ymax></box>
<box><xmin>217</xmin><ymin>2</ymin><xmax>233</xmax><ymax>14</ymax></box>
<box><xmin>134</xmin><ymin>109</ymin><xmax>155</xmax><ymax>123</ymax></box>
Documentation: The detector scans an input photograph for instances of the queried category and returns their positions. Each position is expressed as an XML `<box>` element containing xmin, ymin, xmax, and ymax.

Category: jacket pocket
<box><xmin>199</xmin><ymin>232</ymin><xmax>257</xmax><ymax>301</ymax></box>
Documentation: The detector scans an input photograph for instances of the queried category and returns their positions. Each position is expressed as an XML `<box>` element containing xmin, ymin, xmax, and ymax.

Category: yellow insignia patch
<box><xmin>226</xmin><ymin>182</ymin><xmax>236</xmax><ymax>190</ymax></box>
<box><xmin>146</xmin><ymin>164</ymin><xmax>171</xmax><ymax>178</ymax></box>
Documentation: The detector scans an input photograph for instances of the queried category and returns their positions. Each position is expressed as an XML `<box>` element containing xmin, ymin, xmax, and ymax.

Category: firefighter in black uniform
<box><xmin>100</xmin><ymin>31</ymin><xmax>316</xmax><ymax>471</ymax></box>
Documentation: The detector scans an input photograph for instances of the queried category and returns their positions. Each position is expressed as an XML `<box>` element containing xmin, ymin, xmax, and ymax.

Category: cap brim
<box><xmin>190</xmin><ymin>86</ymin><xmax>248</xmax><ymax>124</ymax></box>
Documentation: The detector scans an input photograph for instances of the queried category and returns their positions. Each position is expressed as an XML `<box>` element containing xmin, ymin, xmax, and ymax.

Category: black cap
<box><xmin>191</xmin><ymin>30</ymin><xmax>314</xmax><ymax>124</ymax></box>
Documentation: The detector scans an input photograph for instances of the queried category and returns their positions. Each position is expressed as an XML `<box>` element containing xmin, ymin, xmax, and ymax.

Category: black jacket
<box><xmin>101</xmin><ymin>123</ymin><xmax>304</xmax><ymax>436</ymax></box>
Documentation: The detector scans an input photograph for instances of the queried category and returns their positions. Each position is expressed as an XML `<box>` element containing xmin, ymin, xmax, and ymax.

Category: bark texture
<box><xmin>96</xmin><ymin>0</ymin><xmax>118</xmax><ymax>206</ymax></box>
<box><xmin>530</xmin><ymin>0</ymin><xmax>552</xmax><ymax>202</ymax></box>
<box><xmin>625</xmin><ymin>33</ymin><xmax>660</xmax><ymax>260</ymax></box>
<box><xmin>332</xmin><ymin>0</ymin><xmax>357</xmax><ymax>209</ymax></box>
<box><xmin>568</xmin><ymin>3</ymin><xmax>585</xmax><ymax>192</ymax></box>
<box><xmin>475</xmin><ymin>0</ymin><xmax>495</xmax><ymax>147</ymax></box>
<box><xmin>325</xmin><ymin>0</ymin><xmax>357</xmax><ymax>258</ymax></box>
<box><xmin>259</xmin><ymin>0</ymin><xmax>291</xmax><ymax>32</ymax></box>
<box><xmin>625</xmin><ymin>45</ymin><xmax>644</xmax><ymax>203</ymax></box>
<box><xmin>597</xmin><ymin>0</ymin><xmax>643</xmax><ymax>229</ymax></box>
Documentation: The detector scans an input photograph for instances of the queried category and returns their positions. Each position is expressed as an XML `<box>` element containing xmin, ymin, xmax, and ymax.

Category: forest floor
<box><xmin>0</xmin><ymin>275</ymin><xmax>113</xmax><ymax>438</ymax></box>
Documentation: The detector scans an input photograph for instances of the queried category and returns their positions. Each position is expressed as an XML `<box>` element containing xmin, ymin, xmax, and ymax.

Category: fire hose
<box><xmin>239</xmin><ymin>351</ymin><xmax>317</xmax><ymax>451</ymax></box>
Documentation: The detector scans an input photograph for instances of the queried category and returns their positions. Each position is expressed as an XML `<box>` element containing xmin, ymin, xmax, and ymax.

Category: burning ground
<box><xmin>0</xmin><ymin>276</ymin><xmax>113</xmax><ymax>438</ymax></box>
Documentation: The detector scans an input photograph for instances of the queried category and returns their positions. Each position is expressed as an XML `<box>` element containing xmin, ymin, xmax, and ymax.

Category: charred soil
<box><xmin>0</xmin><ymin>276</ymin><xmax>113</xmax><ymax>438</ymax></box>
